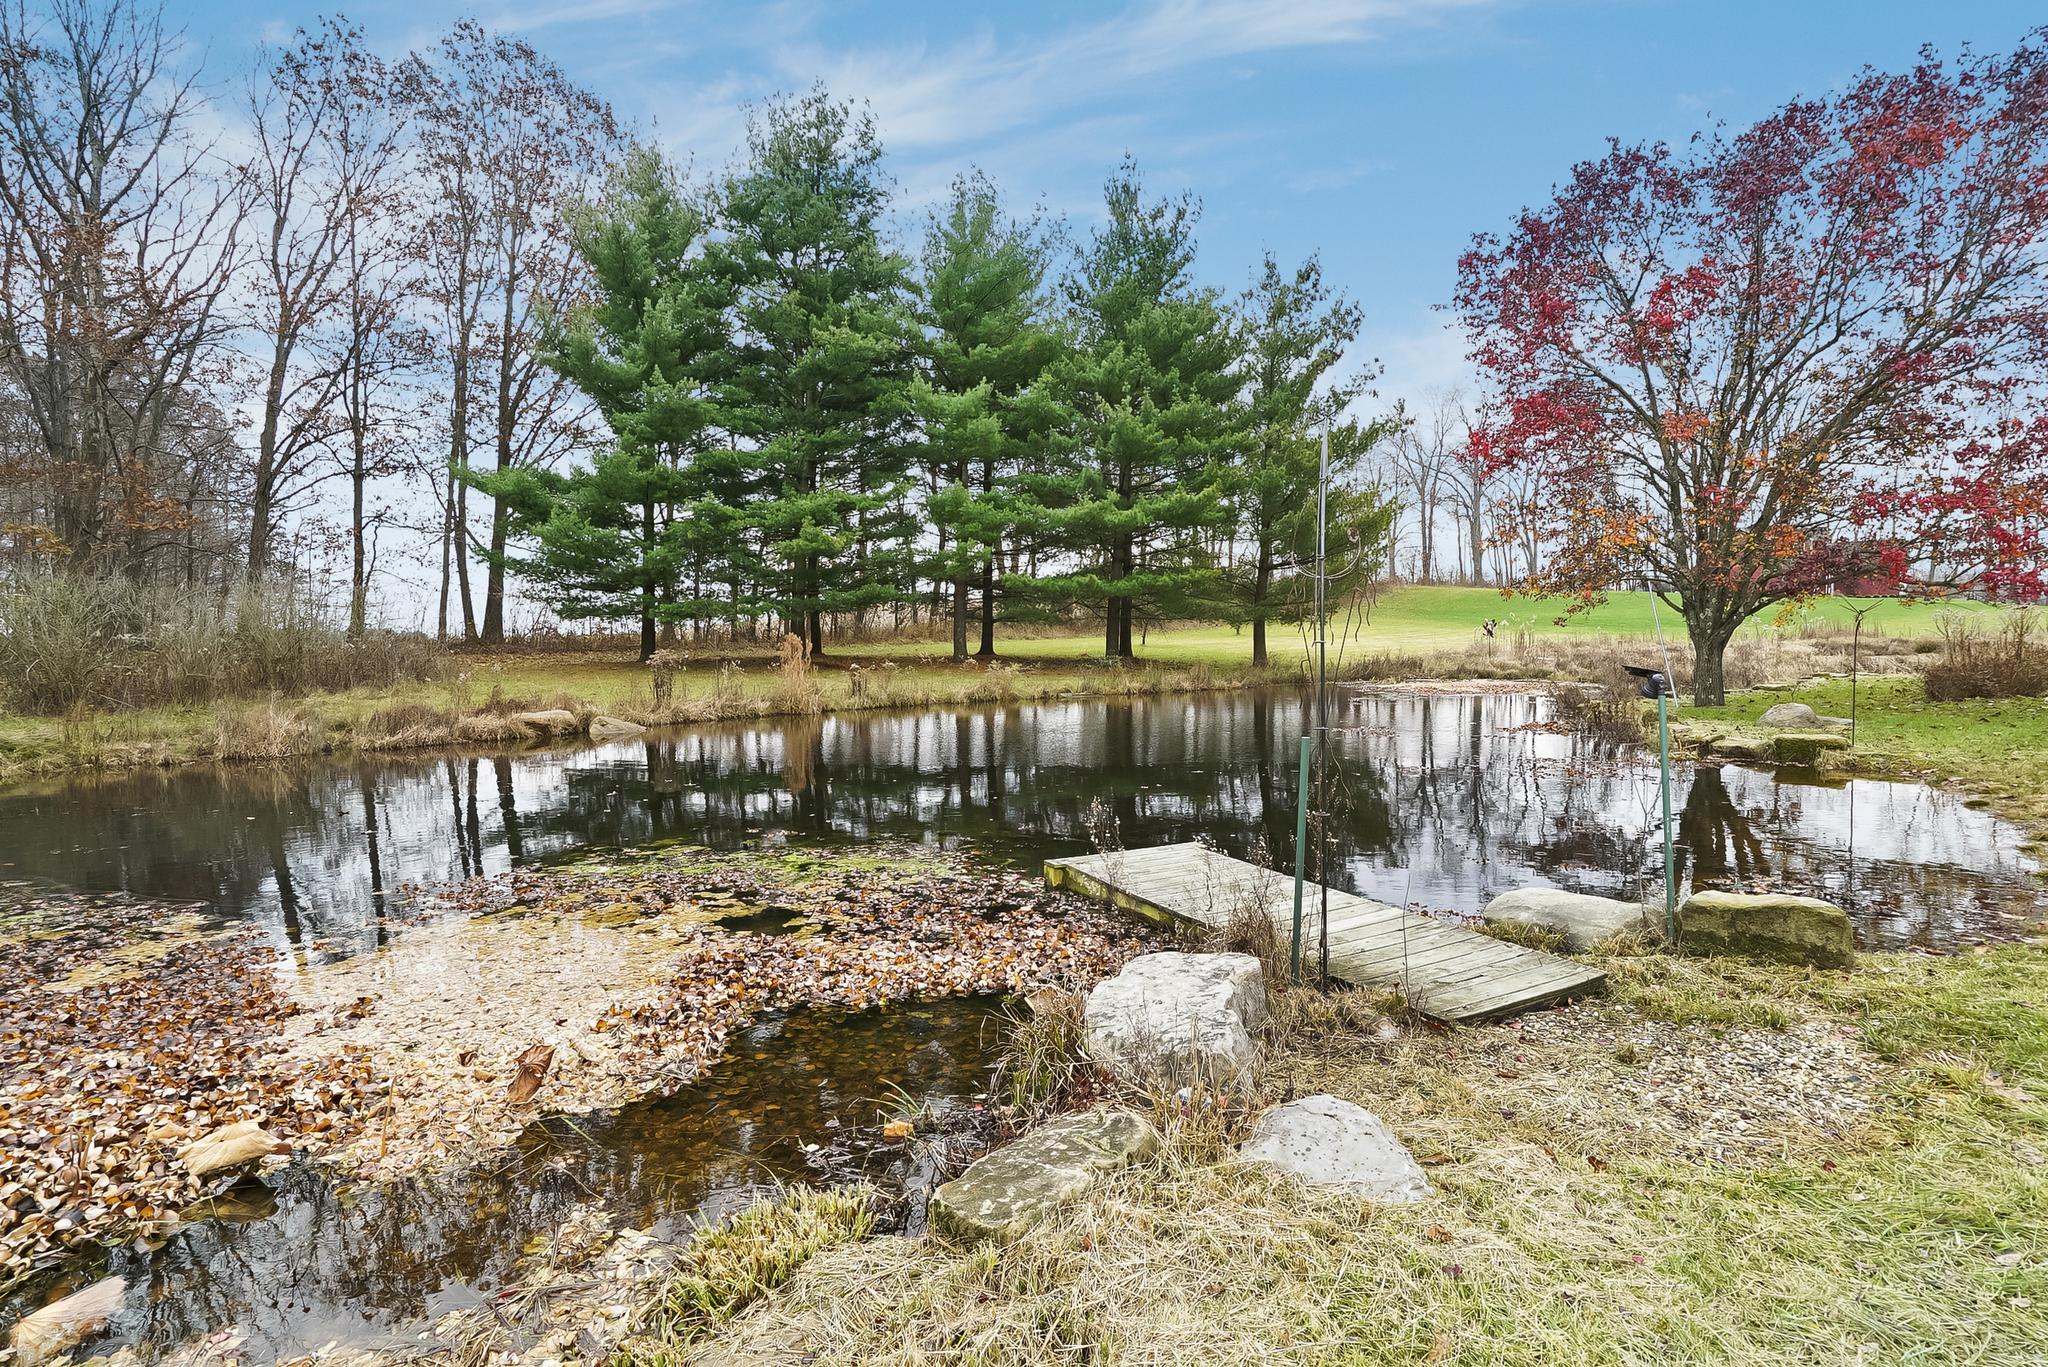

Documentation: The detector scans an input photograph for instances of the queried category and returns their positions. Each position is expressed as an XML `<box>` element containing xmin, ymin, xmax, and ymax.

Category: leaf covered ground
<box><xmin>0</xmin><ymin>883</ymin><xmax>381</xmax><ymax>1297</ymax></box>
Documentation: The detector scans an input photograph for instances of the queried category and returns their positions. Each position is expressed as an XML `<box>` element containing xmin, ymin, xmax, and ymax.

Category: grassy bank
<box><xmin>624</xmin><ymin>944</ymin><xmax>2048</xmax><ymax>1366</ymax></box>
<box><xmin>0</xmin><ymin>588</ymin><xmax>1980</xmax><ymax>782</ymax></box>
<box><xmin>1686</xmin><ymin>675</ymin><xmax>2048</xmax><ymax>850</ymax></box>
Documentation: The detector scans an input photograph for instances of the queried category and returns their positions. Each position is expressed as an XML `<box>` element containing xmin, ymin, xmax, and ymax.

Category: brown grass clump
<box><xmin>1476</xmin><ymin>917</ymin><xmax>1569</xmax><ymax>955</ymax></box>
<box><xmin>995</xmin><ymin>989</ymin><xmax>1089</xmax><ymax>1117</ymax></box>
<box><xmin>773</xmin><ymin>633</ymin><xmax>824</xmax><ymax>715</ymax></box>
<box><xmin>358</xmin><ymin>702</ymin><xmax>455</xmax><ymax>751</ymax></box>
<box><xmin>211</xmin><ymin>701</ymin><xmax>322</xmax><ymax>760</ymax></box>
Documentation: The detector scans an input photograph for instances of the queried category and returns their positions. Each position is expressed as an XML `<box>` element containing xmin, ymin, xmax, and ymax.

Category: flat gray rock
<box><xmin>1239</xmin><ymin>1094</ymin><xmax>1431</xmax><ymax>1201</ymax></box>
<box><xmin>929</xmin><ymin>1109</ymin><xmax>1157</xmax><ymax>1242</ymax></box>
<box><xmin>1482</xmin><ymin>888</ymin><xmax>1655</xmax><ymax>951</ymax></box>
<box><xmin>587</xmin><ymin>714</ymin><xmax>646</xmax><ymax>739</ymax></box>
<box><xmin>1082</xmin><ymin>951</ymin><xmax>1267</xmax><ymax>1091</ymax></box>
<box><xmin>1759</xmin><ymin>702</ymin><xmax>1850</xmax><ymax>729</ymax></box>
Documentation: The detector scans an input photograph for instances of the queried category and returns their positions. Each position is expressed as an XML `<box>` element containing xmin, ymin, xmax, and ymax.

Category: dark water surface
<box><xmin>1</xmin><ymin>688</ymin><xmax>2039</xmax><ymax>954</ymax></box>
<box><xmin>22</xmin><ymin>1000</ymin><xmax>1003</xmax><ymax>1363</ymax></box>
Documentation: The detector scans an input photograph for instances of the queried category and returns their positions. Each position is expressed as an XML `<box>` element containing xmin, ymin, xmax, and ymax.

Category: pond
<box><xmin>4</xmin><ymin>686</ymin><xmax>2044</xmax><ymax>1361</ymax></box>
<box><xmin>1</xmin><ymin>688</ymin><xmax>2039</xmax><ymax>957</ymax></box>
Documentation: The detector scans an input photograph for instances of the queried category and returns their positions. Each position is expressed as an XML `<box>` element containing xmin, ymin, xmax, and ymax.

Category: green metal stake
<box><xmin>1657</xmin><ymin>691</ymin><xmax>1676</xmax><ymax>942</ymax></box>
<box><xmin>1290</xmin><ymin>734</ymin><xmax>1311</xmax><ymax>984</ymax></box>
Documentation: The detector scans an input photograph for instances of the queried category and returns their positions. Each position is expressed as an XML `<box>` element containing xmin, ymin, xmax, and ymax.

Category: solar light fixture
<box><xmin>1622</xmin><ymin>663</ymin><xmax>1670</xmax><ymax>699</ymax></box>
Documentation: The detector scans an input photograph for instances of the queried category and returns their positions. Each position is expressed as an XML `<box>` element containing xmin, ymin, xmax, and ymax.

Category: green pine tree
<box><xmin>1234</xmin><ymin>252</ymin><xmax>1395</xmax><ymax>664</ymax></box>
<box><xmin>914</xmin><ymin>171</ymin><xmax>1063</xmax><ymax>660</ymax></box>
<box><xmin>710</xmin><ymin>88</ymin><xmax>918</xmax><ymax>653</ymax></box>
<box><xmin>1027</xmin><ymin>161</ymin><xmax>1244</xmax><ymax>659</ymax></box>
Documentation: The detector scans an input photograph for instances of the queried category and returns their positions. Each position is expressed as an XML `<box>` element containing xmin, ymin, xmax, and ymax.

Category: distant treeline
<box><xmin>0</xmin><ymin>2</ymin><xmax>1392</xmax><ymax>662</ymax></box>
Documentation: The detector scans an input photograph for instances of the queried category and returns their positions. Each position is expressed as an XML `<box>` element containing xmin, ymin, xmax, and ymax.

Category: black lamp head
<box><xmin>1621</xmin><ymin>664</ymin><xmax>1669</xmax><ymax>699</ymax></box>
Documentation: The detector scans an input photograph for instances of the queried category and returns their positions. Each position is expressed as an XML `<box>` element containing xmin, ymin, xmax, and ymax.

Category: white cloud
<box><xmin>770</xmin><ymin>0</ymin><xmax>1500</xmax><ymax>153</ymax></box>
<box><xmin>1368</xmin><ymin>312</ymin><xmax>1477</xmax><ymax>408</ymax></box>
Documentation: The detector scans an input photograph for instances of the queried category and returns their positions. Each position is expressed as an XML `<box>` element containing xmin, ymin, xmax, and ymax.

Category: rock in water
<box><xmin>510</xmin><ymin>708</ymin><xmax>582</xmax><ymax>735</ymax></box>
<box><xmin>1081</xmin><ymin>951</ymin><xmax>1267</xmax><ymax>1090</ymax></box>
<box><xmin>9</xmin><ymin>1275</ymin><xmax>125</xmax><ymax>1365</ymax></box>
<box><xmin>1482</xmin><ymin>889</ymin><xmax>1656</xmax><ymax>951</ymax></box>
<box><xmin>178</xmin><ymin>1120</ymin><xmax>289</xmax><ymax>1179</ymax></box>
<box><xmin>929</xmin><ymin>1109</ymin><xmax>1157</xmax><ymax>1242</ymax></box>
<box><xmin>1707</xmin><ymin>734</ymin><xmax>1777</xmax><ymax>762</ymax></box>
<box><xmin>587</xmin><ymin>714</ymin><xmax>646</xmax><ymax>740</ymax></box>
<box><xmin>1678</xmin><ymin>891</ymin><xmax>1857</xmax><ymax>968</ymax></box>
<box><xmin>1238</xmin><ymin>1095</ymin><xmax>1431</xmax><ymax>1201</ymax></box>
<box><xmin>1772</xmin><ymin>731</ymin><xmax>1851</xmax><ymax>764</ymax></box>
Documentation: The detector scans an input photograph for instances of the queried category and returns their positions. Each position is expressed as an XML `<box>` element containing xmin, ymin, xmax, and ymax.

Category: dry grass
<box><xmin>639</xmin><ymin>945</ymin><xmax>2048</xmax><ymax>1367</ymax></box>
<box><xmin>994</xmin><ymin>989</ymin><xmax>1090</xmax><ymax>1117</ymax></box>
<box><xmin>210</xmin><ymin>701</ymin><xmax>322</xmax><ymax>760</ymax></box>
<box><xmin>621</xmin><ymin>1184</ymin><xmax>879</xmax><ymax>1357</ymax></box>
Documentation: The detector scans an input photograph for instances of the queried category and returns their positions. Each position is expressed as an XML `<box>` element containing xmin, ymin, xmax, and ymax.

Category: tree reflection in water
<box><xmin>0</xmin><ymin>690</ymin><xmax>2037</xmax><ymax>957</ymax></box>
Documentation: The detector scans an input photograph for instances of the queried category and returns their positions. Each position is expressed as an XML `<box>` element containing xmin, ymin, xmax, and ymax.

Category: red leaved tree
<box><xmin>1455</xmin><ymin>31</ymin><xmax>2048</xmax><ymax>704</ymax></box>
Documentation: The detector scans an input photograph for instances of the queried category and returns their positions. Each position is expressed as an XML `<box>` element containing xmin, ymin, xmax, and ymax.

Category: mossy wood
<box><xmin>1045</xmin><ymin>842</ymin><xmax>1606</xmax><ymax>1022</ymax></box>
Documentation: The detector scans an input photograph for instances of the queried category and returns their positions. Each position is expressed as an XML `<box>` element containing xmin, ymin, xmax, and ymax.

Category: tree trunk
<box><xmin>1250</xmin><ymin>540</ymin><xmax>1273</xmax><ymax>667</ymax></box>
<box><xmin>348</xmin><ymin>435</ymin><xmax>368</xmax><ymax>639</ymax></box>
<box><xmin>951</xmin><ymin>573</ymin><xmax>969</xmax><ymax>662</ymax></box>
<box><xmin>1688</xmin><ymin>618</ymin><xmax>1733</xmax><ymax>708</ymax></box>
<box><xmin>454</xmin><ymin>476</ymin><xmax>476</xmax><ymax>642</ymax></box>
<box><xmin>976</xmin><ymin>552</ymin><xmax>996</xmax><ymax>658</ymax></box>
<box><xmin>639</xmin><ymin>499</ymin><xmax>657</xmax><ymax>661</ymax></box>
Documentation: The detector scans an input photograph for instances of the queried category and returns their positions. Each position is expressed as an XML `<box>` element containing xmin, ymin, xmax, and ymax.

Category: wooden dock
<box><xmin>1045</xmin><ymin>842</ymin><xmax>1605</xmax><ymax>1024</ymax></box>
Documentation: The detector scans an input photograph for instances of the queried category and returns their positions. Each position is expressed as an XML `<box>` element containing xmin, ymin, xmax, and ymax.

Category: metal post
<box><xmin>1290</xmin><ymin>734</ymin><xmax>1310</xmax><ymax>984</ymax></box>
<box><xmin>1313</xmin><ymin>433</ymin><xmax>1331</xmax><ymax>983</ymax></box>
<box><xmin>1657</xmin><ymin>691</ymin><xmax>1676</xmax><ymax>941</ymax></box>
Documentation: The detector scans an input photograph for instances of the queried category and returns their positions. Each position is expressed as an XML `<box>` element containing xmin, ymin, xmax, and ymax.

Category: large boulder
<box><xmin>1482</xmin><ymin>889</ymin><xmax>1655</xmax><ymax>952</ymax></box>
<box><xmin>1759</xmin><ymin>702</ymin><xmax>1851</xmax><ymax>729</ymax></box>
<box><xmin>1707</xmin><ymin>734</ymin><xmax>1776</xmax><ymax>762</ymax></box>
<box><xmin>1772</xmin><ymin>731</ymin><xmax>1851</xmax><ymax>765</ymax></box>
<box><xmin>1082</xmin><ymin>952</ymin><xmax>1267</xmax><ymax>1091</ymax></box>
<box><xmin>1238</xmin><ymin>1095</ymin><xmax>1431</xmax><ymax>1202</ymax></box>
<box><xmin>1678</xmin><ymin>891</ymin><xmax>1856</xmax><ymax>969</ymax></box>
<box><xmin>929</xmin><ymin>1109</ymin><xmax>1157</xmax><ymax>1242</ymax></box>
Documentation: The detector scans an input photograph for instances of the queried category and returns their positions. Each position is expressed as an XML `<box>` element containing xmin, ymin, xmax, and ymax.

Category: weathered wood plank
<box><xmin>1046</xmin><ymin>842</ymin><xmax>1605</xmax><ymax>1024</ymax></box>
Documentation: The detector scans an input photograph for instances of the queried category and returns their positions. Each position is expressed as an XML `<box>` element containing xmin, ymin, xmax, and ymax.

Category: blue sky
<box><xmin>198</xmin><ymin>0</ymin><xmax>2040</xmax><ymax>403</ymax></box>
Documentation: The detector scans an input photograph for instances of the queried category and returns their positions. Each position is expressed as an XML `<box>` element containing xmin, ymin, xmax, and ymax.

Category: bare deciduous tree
<box><xmin>0</xmin><ymin>0</ymin><xmax>239</xmax><ymax>579</ymax></box>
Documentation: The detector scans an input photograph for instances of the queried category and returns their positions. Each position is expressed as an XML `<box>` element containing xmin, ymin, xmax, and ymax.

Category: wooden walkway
<box><xmin>1045</xmin><ymin>842</ymin><xmax>1605</xmax><ymax>1023</ymax></box>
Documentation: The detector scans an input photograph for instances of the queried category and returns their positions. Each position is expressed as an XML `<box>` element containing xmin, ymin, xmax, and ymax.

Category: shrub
<box><xmin>1922</xmin><ymin>611</ymin><xmax>2048</xmax><ymax>701</ymax></box>
<box><xmin>0</xmin><ymin>574</ymin><xmax>121</xmax><ymax>712</ymax></box>
<box><xmin>0</xmin><ymin>573</ymin><xmax>443</xmax><ymax>713</ymax></box>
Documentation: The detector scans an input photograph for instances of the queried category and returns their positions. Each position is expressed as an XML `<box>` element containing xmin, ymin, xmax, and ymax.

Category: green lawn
<box><xmin>859</xmin><ymin>586</ymin><xmax>1981</xmax><ymax>667</ymax></box>
<box><xmin>1688</xmin><ymin>674</ymin><xmax>2048</xmax><ymax>849</ymax></box>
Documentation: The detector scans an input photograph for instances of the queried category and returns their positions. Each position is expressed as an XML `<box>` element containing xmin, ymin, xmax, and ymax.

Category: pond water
<box><xmin>1</xmin><ymin>688</ymin><xmax>2039</xmax><ymax>956</ymax></box>
<box><xmin>5</xmin><ymin>686</ymin><xmax>2044</xmax><ymax>1361</ymax></box>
